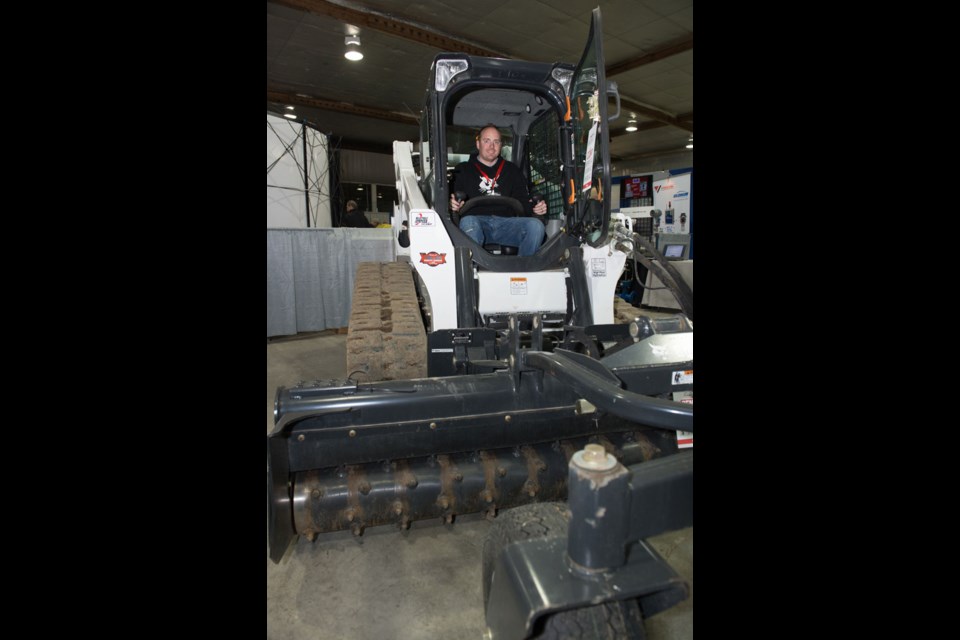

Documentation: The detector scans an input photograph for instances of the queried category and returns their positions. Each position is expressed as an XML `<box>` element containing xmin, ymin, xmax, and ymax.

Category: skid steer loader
<box><xmin>268</xmin><ymin>8</ymin><xmax>693</xmax><ymax>638</ymax></box>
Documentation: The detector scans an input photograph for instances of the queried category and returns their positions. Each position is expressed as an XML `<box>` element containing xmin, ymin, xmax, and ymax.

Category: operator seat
<box><xmin>483</xmin><ymin>243</ymin><xmax>519</xmax><ymax>255</ymax></box>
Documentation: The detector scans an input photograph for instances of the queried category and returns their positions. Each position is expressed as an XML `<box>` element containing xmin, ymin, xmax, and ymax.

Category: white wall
<box><xmin>267</xmin><ymin>113</ymin><xmax>331</xmax><ymax>227</ymax></box>
<box><xmin>653</xmin><ymin>173</ymin><xmax>691</xmax><ymax>235</ymax></box>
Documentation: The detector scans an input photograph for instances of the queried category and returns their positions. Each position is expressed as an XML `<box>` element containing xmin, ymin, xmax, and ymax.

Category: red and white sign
<box><xmin>419</xmin><ymin>251</ymin><xmax>447</xmax><ymax>267</ymax></box>
<box><xmin>412</xmin><ymin>211</ymin><xmax>434</xmax><ymax>227</ymax></box>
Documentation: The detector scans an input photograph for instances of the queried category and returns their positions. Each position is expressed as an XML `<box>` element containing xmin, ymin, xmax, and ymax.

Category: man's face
<box><xmin>475</xmin><ymin>127</ymin><xmax>502</xmax><ymax>165</ymax></box>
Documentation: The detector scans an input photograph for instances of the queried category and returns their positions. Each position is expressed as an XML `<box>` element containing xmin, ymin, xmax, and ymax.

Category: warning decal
<box><xmin>510</xmin><ymin>278</ymin><xmax>528</xmax><ymax>295</ymax></box>
<box><xmin>672</xmin><ymin>390</ymin><xmax>692</xmax><ymax>448</ymax></box>
<box><xmin>671</xmin><ymin>370</ymin><xmax>693</xmax><ymax>385</ymax></box>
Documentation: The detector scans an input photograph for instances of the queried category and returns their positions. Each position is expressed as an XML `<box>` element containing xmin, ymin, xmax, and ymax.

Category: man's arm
<box><xmin>450</xmin><ymin>162</ymin><xmax>471</xmax><ymax>213</ymax></box>
<box><xmin>505</xmin><ymin>161</ymin><xmax>546</xmax><ymax>217</ymax></box>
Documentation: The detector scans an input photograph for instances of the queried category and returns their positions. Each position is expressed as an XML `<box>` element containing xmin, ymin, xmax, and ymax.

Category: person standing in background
<box><xmin>341</xmin><ymin>199</ymin><xmax>373</xmax><ymax>228</ymax></box>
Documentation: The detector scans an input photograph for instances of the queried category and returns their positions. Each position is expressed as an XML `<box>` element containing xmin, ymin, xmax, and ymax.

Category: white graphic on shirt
<box><xmin>479</xmin><ymin>176</ymin><xmax>499</xmax><ymax>195</ymax></box>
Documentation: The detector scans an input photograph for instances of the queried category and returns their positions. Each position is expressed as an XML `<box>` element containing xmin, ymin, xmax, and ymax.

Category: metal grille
<box><xmin>526</xmin><ymin>111</ymin><xmax>564</xmax><ymax>219</ymax></box>
<box><xmin>632</xmin><ymin>217</ymin><xmax>653</xmax><ymax>239</ymax></box>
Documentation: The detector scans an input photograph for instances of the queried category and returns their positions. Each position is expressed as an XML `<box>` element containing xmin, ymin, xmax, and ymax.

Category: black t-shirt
<box><xmin>451</xmin><ymin>153</ymin><xmax>533</xmax><ymax>217</ymax></box>
<box><xmin>342</xmin><ymin>210</ymin><xmax>373</xmax><ymax>228</ymax></box>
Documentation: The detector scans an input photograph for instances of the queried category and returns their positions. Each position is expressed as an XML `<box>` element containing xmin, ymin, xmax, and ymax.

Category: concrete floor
<box><xmin>267</xmin><ymin>329</ymin><xmax>693</xmax><ymax>640</ymax></box>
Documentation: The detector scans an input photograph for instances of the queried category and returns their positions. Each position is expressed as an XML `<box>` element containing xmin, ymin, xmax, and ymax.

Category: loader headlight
<box><xmin>435</xmin><ymin>59</ymin><xmax>469</xmax><ymax>92</ymax></box>
<box><xmin>551</xmin><ymin>67</ymin><xmax>573</xmax><ymax>96</ymax></box>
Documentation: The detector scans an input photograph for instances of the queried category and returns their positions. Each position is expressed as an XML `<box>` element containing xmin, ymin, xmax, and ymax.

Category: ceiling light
<box><xmin>625</xmin><ymin>125</ymin><xmax>638</xmax><ymax>132</ymax></box>
<box><xmin>285</xmin><ymin>105</ymin><xmax>294</xmax><ymax>111</ymax></box>
<box><xmin>344</xmin><ymin>35</ymin><xmax>363</xmax><ymax>61</ymax></box>
<box><xmin>283</xmin><ymin>113</ymin><xmax>296</xmax><ymax>119</ymax></box>
<box><xmin>685</xmin><ymin>144</ymin><xmax>693</xmax><ymax>149</ymax></box>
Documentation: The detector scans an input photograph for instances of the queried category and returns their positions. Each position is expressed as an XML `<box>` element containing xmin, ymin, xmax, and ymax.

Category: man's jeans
<box><xmin>459</xmin><ymin>215</ymin><xmax>545</xmax><ymax>257</ymax></box>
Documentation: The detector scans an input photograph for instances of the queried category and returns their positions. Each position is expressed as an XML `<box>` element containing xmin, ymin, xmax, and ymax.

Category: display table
<box><xmin>641</xmin><ymin>260</ymin><xmax>693</xmax><ymax>310</ymax></box>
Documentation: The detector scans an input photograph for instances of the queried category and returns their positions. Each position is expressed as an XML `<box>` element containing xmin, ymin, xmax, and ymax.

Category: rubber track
<box><xmin>346</xmin><ymin>262</ymin><xmax>428</xmax><ymax>382</ymax></box>
<box><xmin>614</xmin><ymin>297</ymin><xmax>641</xmax><ymax>324</ymax></box>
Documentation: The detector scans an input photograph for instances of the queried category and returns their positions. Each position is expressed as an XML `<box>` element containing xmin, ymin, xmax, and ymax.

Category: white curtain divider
<box><xmin>267</xmin><ymin>228</ymin><xmax>396</xmax><ymax>337</ymax></box>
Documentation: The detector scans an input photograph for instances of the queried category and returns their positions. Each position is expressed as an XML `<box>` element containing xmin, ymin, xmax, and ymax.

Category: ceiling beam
<box><xmin>613</xmin><ymin>145</ymin><xmax>693</xmax><ymax>162</ymax></box>
<box><xmin>620</xmin><ymin>98</ymin><xmax>693</xmax><ymax>133</ymax></box>
<box><xmin>605</xmin><ymin>35</ymin><xmax>693</xmax><ymax>77</ymax></box>
<box><xmin>604</xmin><ymin>35</ymin><xmax>694</xmax><ymax>134</ymax></box>
<box><xmin>268</xmin><ymin>90</ymin><xmax>419</xmax><ymax>125</ymax></box>
<box><xmin>270</xmin><ymin>2</ymin><xmax>693</xmax><ymax>137</ymax></box>
<box><xmin>270</xmin><ymin>0</ymin><xmax>506</xmax><ymax>57</ymax></box>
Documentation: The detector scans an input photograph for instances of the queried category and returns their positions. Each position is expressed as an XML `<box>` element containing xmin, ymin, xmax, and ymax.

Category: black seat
<box><xmin>483</xmin><ymin>243</ymin><xmax>518</xmax><ymax>256</ymax></box>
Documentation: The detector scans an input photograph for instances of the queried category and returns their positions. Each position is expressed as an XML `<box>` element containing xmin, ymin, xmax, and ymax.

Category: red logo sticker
<box><xmin>419</xmin><ymin>251</ymin><xmax>447</xmax><ymax>267</ymax></box>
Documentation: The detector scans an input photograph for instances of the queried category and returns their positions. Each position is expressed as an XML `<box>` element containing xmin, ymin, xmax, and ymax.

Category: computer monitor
<box><xmin>663</xmin><ymin>244</ymin><xmax>685</xmax><ymax>258</ymax></box>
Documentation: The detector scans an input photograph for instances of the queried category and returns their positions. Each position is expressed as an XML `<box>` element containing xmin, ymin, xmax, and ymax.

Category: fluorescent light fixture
<box><xmin>283</xmin><ymin>113</ymin><xmax>296</xmax><ymax>119</ymax></box>
<box><xmin>625</xmin><ymin>125</ymin><xmax>638</xmax><ymax>132</ymax></box>
<box><xmin>685</xmin><ymin>144</ymin><xmax>693</xmax><ymax>149</ymax></box>
<box><xmin>344</xmin><ymin>35</ymin><xmax>363</xmax><ymax>61</ymax></box>
<box><xmin>285</xmin><ymin>105</ymin><xmax>294</xmax><ymax>111</ymax></box>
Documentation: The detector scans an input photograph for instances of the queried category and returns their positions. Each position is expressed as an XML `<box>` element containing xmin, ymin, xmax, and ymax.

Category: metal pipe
<box><xmin>524</xmin><ymin>350</ymin><xmax>693</xmax><ymax>432</ymax></box>
<box><xmin>566</xmin><ymin>444</ymin><xmax>631</xmax><ymax>572</ymax></box>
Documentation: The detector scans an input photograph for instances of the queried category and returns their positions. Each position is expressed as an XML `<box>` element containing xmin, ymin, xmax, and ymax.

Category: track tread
<box><xmin>614</xmin><ymin>297</ymin><xmax>641</xmax><ymax>324</ymax></box>
<box><xmin>346</xmin><ymin>262</ymin><xmax>427</xmax><ymax>381</ymax></box>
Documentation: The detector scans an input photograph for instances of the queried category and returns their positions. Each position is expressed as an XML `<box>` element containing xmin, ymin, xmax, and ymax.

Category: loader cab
<box><xmin>418</xmin><ymin>8</ymin><xmax>614</xmax><ymax>271</ymax></box>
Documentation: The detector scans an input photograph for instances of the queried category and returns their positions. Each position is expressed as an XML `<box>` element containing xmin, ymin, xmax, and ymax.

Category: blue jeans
<box><xmin>459</xmin><ymin>215</ymin><xmax>545</xmax><ymax>257</ymax></box>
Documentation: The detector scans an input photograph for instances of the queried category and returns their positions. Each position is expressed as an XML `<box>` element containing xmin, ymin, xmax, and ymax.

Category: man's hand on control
<box><xmin>532</xmin><ymin>200</ymin><xmax>547</xmax><ymax>216</ymax></box>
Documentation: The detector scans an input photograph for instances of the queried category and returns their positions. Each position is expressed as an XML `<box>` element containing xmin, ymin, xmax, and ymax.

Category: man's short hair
<box><xmin>475</xmin><ymin>123</ymin><xmax>501</xmax><ymax>141</ymax></box>
<box><xmin>346</xmin><ymin>200</ymin><xmax>358</xmax><ymax>210</ymax></box>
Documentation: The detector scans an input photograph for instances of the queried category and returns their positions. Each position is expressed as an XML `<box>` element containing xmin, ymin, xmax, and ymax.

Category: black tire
<box><xmin>482</xmin><ymin>502</ymin><xmax>646</xmax><ymax>640</ymax></box>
